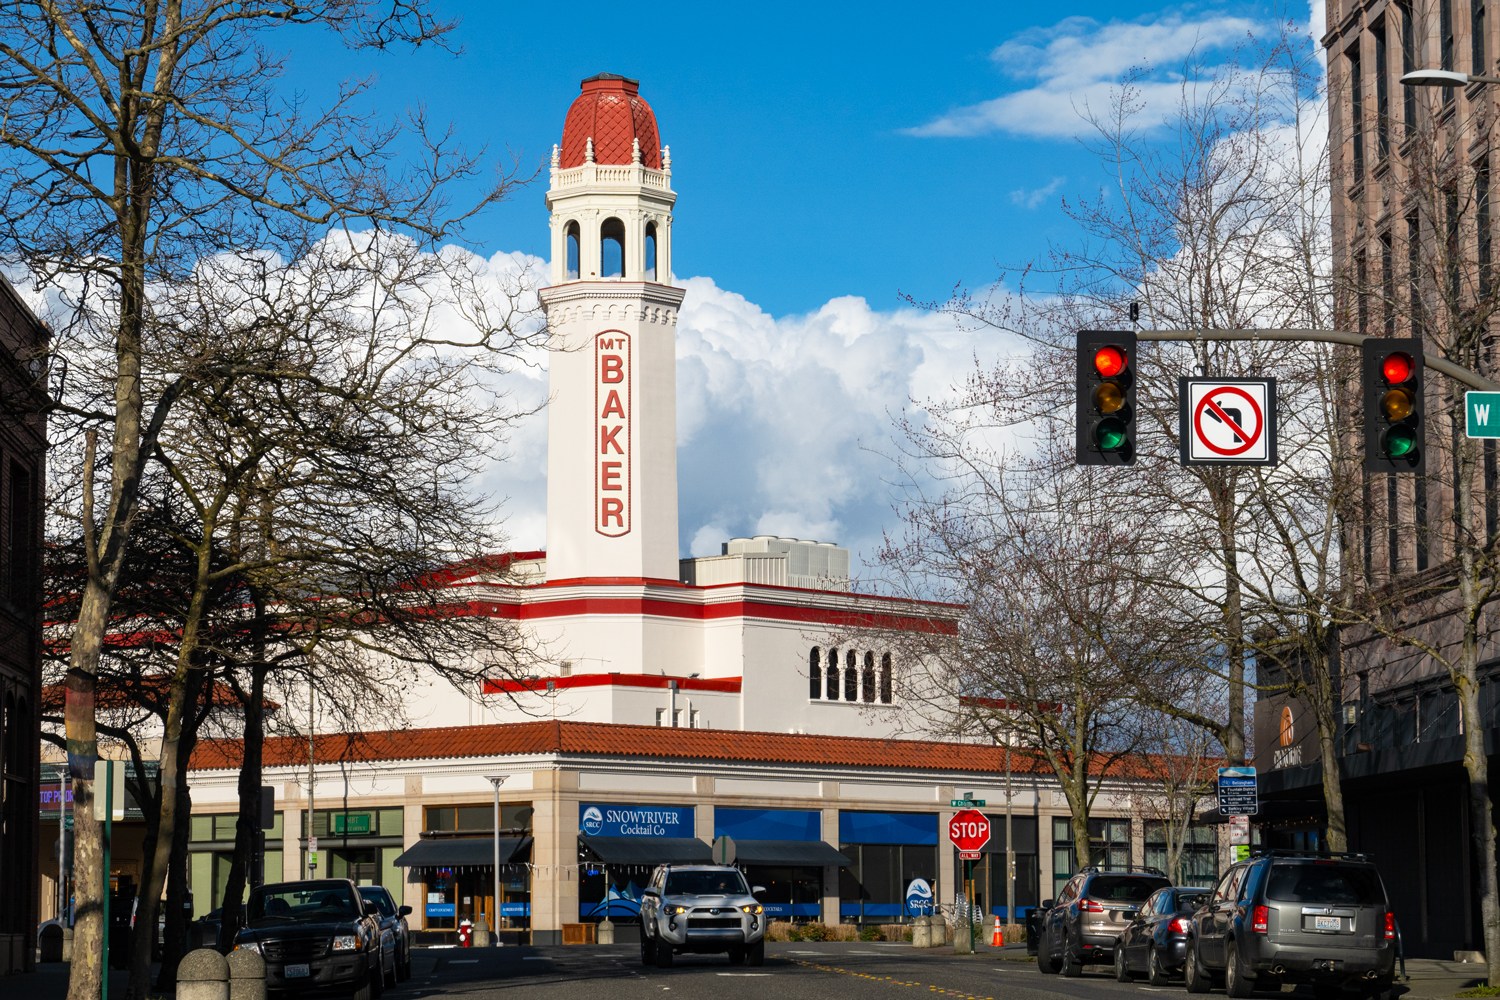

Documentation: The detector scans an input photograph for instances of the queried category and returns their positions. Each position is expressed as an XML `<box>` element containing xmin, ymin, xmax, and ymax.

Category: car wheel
<box><xmin>368</xmin><ymin>961</ymin><xmax>384</xmax><ymax>1000</ymax></box>
<box><xmin>1226</xmin><ymin>942</ymin><xmax>1254</xmax><ymax>998</ymax></box>
<box><xmin>640</xmin><ymin>925</ymin><xmax>654</xmax><ymax>967</ymax></box>
<box><xmin>1184</xmin><ymin>940</ymin><xmax>1210</xmax><ymax>994</ymax></box>
<box><xmin>351</xmin><ymin>974</ymin><xmax>373</xmax><ymax>1000</ymax></box>
<box><xmin>1060</xmin><ymin>934</ymin><xmax>1084</xmax><ymax>978</ymax></box>
<box><xmin>728</xmin><ymin>946</ymin><xmax>746</xmax><ymax>965</ymax></box>
<box><xmin>1115</xmin><ymin>944</ymin><xmax>1134</xmax><ymax>983</ymax></box>
<box><xmin>1147</xmin><ymin>946</ymin><xmax>1171</xmax><ymax>986</ymax></box>
<box><xmin>747</xmin><ymin>940</ymin><xmax>765</xmax><ymax>967</ymax></box>
<box><xmin>399</xmin><ymin>947</ymin><xmax>412</xmax><ymax>982</ymax></box>
<box><xmin>1037</xmin><ymin>930</ymin><xmax>1061</xmax><ymax>974</ymax></box>
<box><xmin>654</xmin><ymin>936</ymin><xmax>674</xmax><ymax>968</ymax></box>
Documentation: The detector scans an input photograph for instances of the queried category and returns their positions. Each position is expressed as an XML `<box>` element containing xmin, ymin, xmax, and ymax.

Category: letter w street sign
<box><xmin>1468</xmin><ymin>392</ymin><xmax>1500</xmax><ymax>438</ymax></box>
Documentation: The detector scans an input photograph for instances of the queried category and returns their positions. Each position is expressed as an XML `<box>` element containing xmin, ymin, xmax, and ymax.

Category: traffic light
<box><xmin>1076</xmin><ymin>330</ymin><xmax>1138</xmax><ymax>465</ymax></box>
<box><xmin>1361</xmin><ymin>337</ymin><xmax>1425</xmax><ymax>474</ymax></box>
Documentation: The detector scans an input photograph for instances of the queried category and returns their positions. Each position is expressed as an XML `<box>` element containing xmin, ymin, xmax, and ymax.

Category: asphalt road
<box><xmin>398</xmin><ymin>942</ymin><xmax>1205</xmax><ymax>1000</ymax></box>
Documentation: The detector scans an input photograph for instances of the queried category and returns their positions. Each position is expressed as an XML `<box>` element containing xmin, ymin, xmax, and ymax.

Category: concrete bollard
<box><xmin>473</xmin><ymin>920</ymin><xmax>491</xmax><ymax>948</ymax></box>
<box><xmin>597</xmin><ymin>918</ymin><xmax>615</xmax><ymax>945</ymax></box>
<box><xmin>911</xmin><ymin>916</ymin><xmax>930</xmax><ymax>948</ymax></box>
<box><xmin>178</xmin><ymin>948</ymin><xmax>230</xmax><ymax>1000</ymax></box>
<box><xmin>227</xmin><ymin>948</ymin><xmax>266</xmax><ymax>1000</ymax></box>
<box><xmin>61</xmin><ymin>927</ymin><xmax>73</xmax><ymax>963</ymax></box>
<box><xmin>953</xmin><ymin>918</ymin><xmax>973</xmax><ymax>954</ymax></box>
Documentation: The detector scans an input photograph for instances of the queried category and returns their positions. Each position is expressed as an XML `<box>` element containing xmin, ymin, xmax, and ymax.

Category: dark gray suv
<box><xmin>1036</xmin><ymin>865</ymin><xmax>1171</xmax><ymax>977</ymax></box>
<box><xmin>1184</xmin><ymin>851</ymin><xmax>1396</xmax><ymax>999</ymax></box>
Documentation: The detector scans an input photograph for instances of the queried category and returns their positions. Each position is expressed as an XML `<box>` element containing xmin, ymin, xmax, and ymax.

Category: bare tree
<box><xmin>0</xmin><ymin>6</ymin><xmax>526</xmax><ymax>998</ymax></box>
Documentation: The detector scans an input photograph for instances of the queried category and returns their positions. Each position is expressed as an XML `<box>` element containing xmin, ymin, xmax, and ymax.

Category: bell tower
<box><xmin>540</xmin><ymin>75</ymin><xmax>684</xmax><ymax>582</ymax></box>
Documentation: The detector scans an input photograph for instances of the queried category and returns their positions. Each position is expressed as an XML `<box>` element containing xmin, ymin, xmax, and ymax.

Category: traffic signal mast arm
<box><xmin>1135</xmin><ymin>328</ymin><xmax>1500</xmax><ymax>392</ymax></box>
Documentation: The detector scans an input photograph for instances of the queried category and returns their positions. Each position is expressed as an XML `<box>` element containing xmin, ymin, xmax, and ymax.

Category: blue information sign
<box><xmin>1217</xmin><ymin>766</ymin><xmax>1259</xmax><ymax>816</ymax></box>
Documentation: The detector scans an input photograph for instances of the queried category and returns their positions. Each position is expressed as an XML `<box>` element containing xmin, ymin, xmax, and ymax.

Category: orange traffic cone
<box><xmin>991</xmin><ymin>915</ymin><xmax>1004</xmax><ymax>947</ymax></box>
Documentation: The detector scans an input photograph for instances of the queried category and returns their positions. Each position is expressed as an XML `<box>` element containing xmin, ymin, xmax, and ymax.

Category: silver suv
<box><xmin>1184</xmin><ymin>851</ymin><xmax>1396</xmax><ymax>999</ymax></box>
<box><xmin>1036</xmin><ymin>865</ymin><xmax>1170</xmax><ymax>977</ymax></box>
<box><xmin>638</xmin><ymin>864</ymin><xmax>767</xmax><ymax>967</ymax></box>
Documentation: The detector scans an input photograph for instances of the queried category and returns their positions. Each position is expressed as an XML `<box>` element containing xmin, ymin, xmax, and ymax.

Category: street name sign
<box><xmin>1217</xmin><ymin>766</ymin><xmax>1259</xmax><ymax>816</ymax></box>
<box><xmin>1467</xmin><ymin>391</ymin><xmax>1500</xmax><ymax>438</ymax></box>
<box><xmin>949</xmin><ymin>798</ymin><xmax>986</xmax><ymax>807</ymax></box>
<box><xmin>1179</xmin><ymin>378</ymin><xmax>1278</xmax><ymax>466</ymax></box>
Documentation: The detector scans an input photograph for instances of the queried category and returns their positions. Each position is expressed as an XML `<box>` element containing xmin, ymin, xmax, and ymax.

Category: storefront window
<box><xmin>972</xmin><ymin>815</ymin><xmax>1040</xmax><ymax>920</ymax></box>
<box><xmin>837</xmin><ymin>810</ymin><xmax>938</xmax><ymax>921</ymax></box>
<box><xmin>1144</xmin><ymin>821</ymin><xmax>1220</xmax><ymax>885</ymax></box>
<box><xmin>1051</xmin><ymin>816</ymin><xmax>1131</xmax><ymax>895</ymax></box>
<box><xmin>418</xmin><ymin>803</ymin><xmax>533</xmax><ymax>932</ymax></box>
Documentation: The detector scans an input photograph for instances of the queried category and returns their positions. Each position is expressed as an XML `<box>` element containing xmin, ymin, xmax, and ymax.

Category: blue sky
<box><xmin>307</xmin><ymin>1</ymin><xmax>1305</xmax><ymax>317</ymax></box>
<box><xmin>270</xmin><ymin>0</ymin><xmax>1325</xmax><ymax>579</ymax></box>
<box><xmin>15</xmin><ymin>1</ymin><xmax>1321</xmax><ymax>582</ymax></box>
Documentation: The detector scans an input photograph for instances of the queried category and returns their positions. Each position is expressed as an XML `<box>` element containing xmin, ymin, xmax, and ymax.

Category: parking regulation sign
<box><xmin>1179</xmin><ymin>378</ymin><xmax>1278</xmax><ymax>466</ymax></box>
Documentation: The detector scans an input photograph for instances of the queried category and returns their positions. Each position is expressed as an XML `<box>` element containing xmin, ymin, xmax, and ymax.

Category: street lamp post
<box><xmin>486</xmin><ymin>775</ymin><xmax>507</xmax><ymax>944</ymax></box>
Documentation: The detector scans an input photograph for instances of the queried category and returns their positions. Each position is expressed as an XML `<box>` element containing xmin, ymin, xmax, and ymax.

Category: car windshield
<box><xmin>1088</xmin><ymin>876</ymin><xmax>1166</xmax><ymax>903</ymax></box>
<box><xmin>1266</xmin><ymin>863</ymin><xmax>1385</xmax><ymax>905</ymax></box>
<box><xmin>664</xmin><ymin>871</ymin><xmax>749</xmax><ymax>895</ymax></box>
<box><xmin>248</xmin><ymin>884</ymin><xmax>357</xmax><ymax>924</ymax></box>
<box><xmin>358</xmin><ymin>889</ymin><xmax>395</xmax><ymax>917</ymax></box>
<box><xmin>1173</xmin><ymin>890</ymin><xmax>1211</xmax><ymax>911</ymax></box>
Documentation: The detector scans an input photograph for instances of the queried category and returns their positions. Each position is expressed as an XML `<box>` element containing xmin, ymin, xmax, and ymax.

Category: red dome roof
<box><xmin>559</xmin><ymin>74</ymin><xmax>662</xmax><ymax>170</ymax></box>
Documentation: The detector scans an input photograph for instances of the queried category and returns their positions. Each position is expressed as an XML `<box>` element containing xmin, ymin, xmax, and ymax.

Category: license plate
<box><xmin>1314</xmin><ymin>916</ymin><xmax>1341</xmax><ymax>931</ymax></box>
<box><xmin>284</xmin><ymin>964</ymin><xmax>311</xmax><ymax>978</ymax></box>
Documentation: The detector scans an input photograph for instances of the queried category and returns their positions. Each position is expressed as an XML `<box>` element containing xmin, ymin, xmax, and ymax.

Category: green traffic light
<box><xmin>1384</xmin><ymin>426</ymin><xmax>1418</xmax><ymax>458</ymax></box>
<box><xmin>1095</xmin><ymin>418</ymin><xmax>1128</xmax><ymax>452</ymax></box>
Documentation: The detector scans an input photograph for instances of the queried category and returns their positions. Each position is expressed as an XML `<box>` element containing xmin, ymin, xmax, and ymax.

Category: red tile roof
<box><xmin>189</xmin><ymin>719</ymin><xmax>1187</xmax><ymax>782</ymax></box>
<box><xmin>560</xmin><ymin>75</ymin><xmax>662</xmax><ymax>169</ymax></box>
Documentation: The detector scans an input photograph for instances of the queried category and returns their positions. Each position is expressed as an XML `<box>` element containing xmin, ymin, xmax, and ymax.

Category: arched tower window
<box><xmin>880</xmin><ymin>653</ymin><xmax>893</xmax><ymax>704</ymax></box>
<box><xmin>826</xmin><ymin>649</ymin><xmax>839</xmax><ymax>700</ymax></box>
<box><xmin>645</xmin><ymin>222</ymin><xmax>658</xmax><ymax>281</ymax></box>
<box><xmin>809</xmin><ymin>648</ymin><xmax>822</xmax><ymax>700</ymax></box>
<box><xmin>565</xmin><ymin>221</ymin><xmax>581</xmax><ymax>280</ymax></box>
<box><xmin>861</xmin><ymin>652</ymin><xmax>876</xmax><ymax>703</ymax></box>
<box><xmin>843</xmin><ymin>650</ymin><xmax>858</xmax><ymax>701</ymax></box>
<box><xmin>600</xmin><ymin>217</ymin><xmax>625</xmax><ymax>278</ymax></box>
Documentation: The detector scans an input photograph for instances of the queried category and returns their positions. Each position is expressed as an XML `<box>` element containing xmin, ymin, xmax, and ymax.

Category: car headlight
<box><xmin>740</xmin><ymin>904</ymin><xmax>763</xmax><ymax>915</ymax></box>
<box><xmin>235</xmin><ymin>941</ymin><xmax>261</xmax><ymax>955</ymax></box>
<box><xmin>331</xmin><ymin>934</ymin><xmax>360</xmax><ymax>951</ymax></box>
<box><xmin>663</xmin><ymin>904</ymin><xmax>686</xmax><ymax>915</ymax></box>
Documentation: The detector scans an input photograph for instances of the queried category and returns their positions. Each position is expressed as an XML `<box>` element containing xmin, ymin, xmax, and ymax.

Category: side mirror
<box><xmin>1042</xmin><ymin>899</ymin><xmax>1055</xmax><ymax>910</ymax></box>
<box><xmin>642</xmin><ymin>888</ymin><xmax>660</xmax><ymax>898</ymax></box>
<box><xmin>397</xmin><ymin>906</ymin><xmax>412</xmax><ymax>918</ymax></box>
<box><xmin>752</xmin><ymin>886</ymin><xmax>766</xmax><ymax>897</ymax></box>
<box><xmin>364</xmin><ymin>901</ymin><xmax>380</xmax><ymax>917</ymax></box>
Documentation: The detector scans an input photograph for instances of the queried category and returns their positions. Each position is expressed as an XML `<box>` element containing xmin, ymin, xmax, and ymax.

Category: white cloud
<box><xmin>905</xmin><ymin>12</ymin><xmax>1269</xmax><ymax>139</ymax></box>
<box><xmin>479</xmin><ymin>272</ymin><xmax>1015</xmax><ymax>578</ymax></box>
<box><xmin>1010</xmin><ymin>176</ymin><xmax>1066</xmax><ymax>209</ymax></box>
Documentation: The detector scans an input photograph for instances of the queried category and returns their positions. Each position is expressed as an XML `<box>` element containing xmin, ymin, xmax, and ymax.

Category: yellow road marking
<box><xmin>791</xmin><ymin>960</ymin><xmax>995</xmax><ymax>1000</ymax></box>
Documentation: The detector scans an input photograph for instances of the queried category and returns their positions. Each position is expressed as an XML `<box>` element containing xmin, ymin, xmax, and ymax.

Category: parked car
<box><xmin>1035</xmin><ymin>864</ymin><xmax>1171</xmax><ymax>977</ymax></box>
<box><xmin>357</xmin><ymin>885</ymin><xmax>412</xmax><ymax>984</ymax></box>
<box><xmin>233</xmin><ymin>878</ymin><xmax>384</xmax><ymax>999</ymax></box>
<box><xmin>1112</xmin><ymin>884</ymin><xmax>1211</xmax><ymax>984</ymax></box>
<box><xmin>1183</xmin><ymin>850</ymin><xmax>1397</xmax><ymax>1000</ymax></box>
<box><xmin>638</xmin><ymin>864</ymin><xmax>767</xmax><ymax>967</ymax></box>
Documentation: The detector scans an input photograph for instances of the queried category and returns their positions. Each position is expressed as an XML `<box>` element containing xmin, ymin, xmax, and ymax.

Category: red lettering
<box><xmin>601</xmin><ymin>498</ymin><xmax>625</xmax><ymax>527</ymax></box>
<box><xmin>601</xmin><ymin>354</ymin><xmax>624</xmax><ymax>383</ymax></box>
<box><xmin>601</xmin><ymin>389</ymin><xmax>625</xmax><ymax>418</ymax></box>
<box><xmin>600</xmin><ymin>461</ymin><xmax>623</xmax><ymax>490</ymax></box>
<box><xmin>600</xmin><ymin>424</ymin><xmax>624</xmax><ymax>454</ymax></box>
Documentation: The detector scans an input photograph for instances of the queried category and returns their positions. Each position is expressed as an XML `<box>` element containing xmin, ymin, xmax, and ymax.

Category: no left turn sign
<box><xmin>1179</xmin><ymin>378</ymin><xmax>1278</xmax><ymax>466</ymax></box>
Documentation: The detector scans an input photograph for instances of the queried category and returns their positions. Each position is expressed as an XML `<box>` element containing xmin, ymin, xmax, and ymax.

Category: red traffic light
<box><xmin>1381</xmin><ymin>351</ymin><xmax>1415</xmax><ymax>385</ymax></box>
<box><xmin>1093</xmin><ymin>346</ymin><xmax>1127</xmax><ymax>378</ymax></box>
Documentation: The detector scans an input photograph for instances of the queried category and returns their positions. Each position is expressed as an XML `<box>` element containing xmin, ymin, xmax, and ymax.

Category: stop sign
<box><xmin>948</xmin><ymin>808</ymin><xmax>991</xmax><ymax>853</ymax></box>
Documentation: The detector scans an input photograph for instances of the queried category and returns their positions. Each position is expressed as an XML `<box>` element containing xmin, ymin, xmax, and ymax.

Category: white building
<box><xmin>41</xmin><ymin>74</ymin><xmax>1223</xmax><ymax>946</ymax></box>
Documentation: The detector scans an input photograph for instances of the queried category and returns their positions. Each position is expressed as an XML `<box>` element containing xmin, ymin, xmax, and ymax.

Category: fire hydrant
<box><xmin>458</xmin><ymin>919</ymin><xmax>473</xmax><ymax>948</ymax></box>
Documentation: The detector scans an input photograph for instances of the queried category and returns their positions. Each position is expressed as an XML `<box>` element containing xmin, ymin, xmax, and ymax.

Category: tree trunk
<box><xmin>65</xmin><ymin>587</ymin><xmax>110</xmax><ymax>1000</ymax></box>
<box><xmin>220</xmin><ymin>659</ymin><xmax>268</xmax><ymax>948</ymax></box>
<box><xmin>156</xmin><ymin>779</ymin><xmax>194</xmax><ymax>991</ymax></box>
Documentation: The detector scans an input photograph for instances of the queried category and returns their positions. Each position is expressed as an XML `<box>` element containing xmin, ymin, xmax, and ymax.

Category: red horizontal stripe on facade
<box><xmin>457</xmin><ymin>596</ymin><xmax>956</xmax><ymax>634</ymax></box>
<box><xmin>481</xmin><ymin>673</ymin><xmax>742</xmax><ymax>696</ymax></box>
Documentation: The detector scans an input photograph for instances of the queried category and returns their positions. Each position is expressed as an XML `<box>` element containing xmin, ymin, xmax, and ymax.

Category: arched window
<box><xmin>645</xmin><ymin>223</ymin><xmax>658</xmax><ymax>281</ymax></box>
<box><xmin>843</xmin><ymin>650</ymin><xmax>858</xmax><ymax>701</ymax></box>
<box><xmin>565</xmin><ymin>221</ymin><xmax>580</xmax><ymax>280</ymax></box>
<box><xmin>862</xmin><ymin>652</ymin><xmax>876</xmax><ymax>703</ymax></box>
<box><xmin>600</xmin><ymin>217</ymin><xmax>625</xmax><ymax>277</ymax></box>
<box><xmin>825</xmin><ymin>650</ymin><xmax>839</xmax><ymax>700</ymax></box>
<box><xmin>880</xmin><ymin>653</ymin><xmax>893</xmax><ymax>704</ymax></box>
<box><xmin>809</xmin><ymin>648</ymin><xmax>822</xmax><ymax>700</ymax></box>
